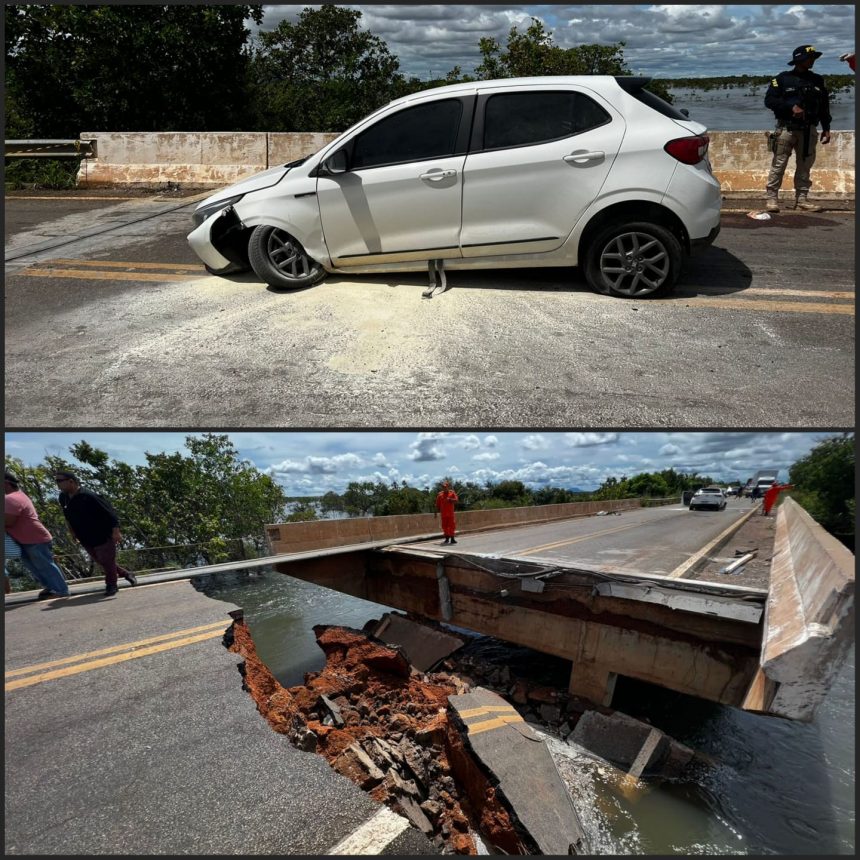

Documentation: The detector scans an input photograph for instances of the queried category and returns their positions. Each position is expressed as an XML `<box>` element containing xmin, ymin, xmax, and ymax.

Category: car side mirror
<box><xmin>323</xmin><ymin>149</ymin><xmax>349</xmax><ymax>175</ymax></box>
<box><xmin>680</xmin><ymin>108</ymin><xmax>690</xmax><ymax>118</ymax></box>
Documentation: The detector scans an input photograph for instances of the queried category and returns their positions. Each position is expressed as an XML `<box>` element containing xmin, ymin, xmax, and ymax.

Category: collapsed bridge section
<box><xmin>266</xmin><ymin>497</ymin><xmax>853</xmax><ymax>722</ymax></box>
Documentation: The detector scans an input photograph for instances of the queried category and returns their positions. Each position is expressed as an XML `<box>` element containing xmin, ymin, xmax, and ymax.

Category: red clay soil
<box><xmin>227</xmin><ymin>620</ymin><xmax>523</xmax><ymax>854</ymax></box>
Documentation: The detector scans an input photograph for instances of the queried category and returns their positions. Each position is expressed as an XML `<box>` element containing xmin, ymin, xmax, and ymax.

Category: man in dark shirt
<box><xmin>55</xmin><ymin>471</ymin><xmax>137</xmax><ymax>598</ymax></box>
<box><xmin>763</xmin><ymin>44</ymin><xmax>832</xmax><ymax>212</ymax></box>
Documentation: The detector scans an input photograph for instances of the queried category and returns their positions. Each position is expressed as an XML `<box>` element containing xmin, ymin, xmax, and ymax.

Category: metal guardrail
<box><xmin>5</xmin><ymin>139</ymin><xmax>96</xmax><ymax>158</ymax></box>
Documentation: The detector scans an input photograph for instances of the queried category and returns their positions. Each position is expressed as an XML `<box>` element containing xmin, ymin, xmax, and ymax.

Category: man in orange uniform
<box><xmin>763</xmin><ymin>483</ymin><xmax>792</xmax><ymax>516</ymax></box>
<box><xmin>435</xmin><ymin>481</ymin><xmax>459</xmax><ymax>545</ymax></box>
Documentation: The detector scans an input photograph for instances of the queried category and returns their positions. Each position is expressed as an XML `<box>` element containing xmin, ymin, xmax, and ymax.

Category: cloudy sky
<box><xmin>5</xmin><ymin>431</ymin><xmax>834</xmax><ymax>496</ymax></box>
<box><xmin>256</xmin><ymin>4</ymin><xmax>856</xmax><ymax>79</ymax></box>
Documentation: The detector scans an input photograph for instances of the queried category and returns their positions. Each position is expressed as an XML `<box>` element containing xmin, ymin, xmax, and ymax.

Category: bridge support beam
<box><xmin>275</xmin><ymin>548</ymin><xmax>762</xmax><ymax>709</ymax></box>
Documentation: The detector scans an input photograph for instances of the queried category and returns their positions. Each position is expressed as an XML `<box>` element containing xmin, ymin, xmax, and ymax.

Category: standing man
<box><xmin>764</xmin><ymin>45</ymin><xmax>832</xmax><ymax>212</ymax></box>
<box><xmin>4</xmin><ymin>470</ymin><xmax>70</xmax><ymax>599</ymax></box>
<box><xmin>55</xmin><ymin>471</ymin><xmax>137</xmax><ymax>598</ymax></box>
<box><xmin>435</xmin><ymin>481</ymin><xmax>459</xmax><ymax>545</ymax></box>
<box><xmin>763</xmin><ymin>483</ymin><xmax>793</xmax><ymax>516</ymax></box>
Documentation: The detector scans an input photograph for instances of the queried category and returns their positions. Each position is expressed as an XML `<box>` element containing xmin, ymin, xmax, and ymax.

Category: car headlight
<box><xmin>192</xmin><ymin>194</ymin><xmax>244</xmax><ymax>228</ymax></box>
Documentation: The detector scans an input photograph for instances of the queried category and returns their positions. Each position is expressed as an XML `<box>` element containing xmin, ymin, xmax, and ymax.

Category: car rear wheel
<box><xmin>585</xmin><ymin>222</ymin><xmax>682</xmax><ymax>298</ymax></box>
<box><xmin>248</xmin><ymin>225</ymin><xmax>326</xmax><ymax>290</ymax></box>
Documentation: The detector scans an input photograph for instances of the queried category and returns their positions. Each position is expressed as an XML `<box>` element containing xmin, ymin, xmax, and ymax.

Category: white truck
<box><xmin>749</xmin><ymin>469</ymin><xmax>779</xmax><ymax>496</ymax></box>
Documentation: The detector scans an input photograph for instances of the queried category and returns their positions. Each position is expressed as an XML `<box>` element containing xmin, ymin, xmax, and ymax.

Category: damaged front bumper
<box><xmin>187</xmin><ymin>205</ymin><xmax>247</xmax><ymax>273</ymax></box>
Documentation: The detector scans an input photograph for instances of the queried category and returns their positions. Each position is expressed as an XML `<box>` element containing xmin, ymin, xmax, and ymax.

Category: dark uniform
<box><xmin>764</xmin><ymin>44</ymin><xmax>831</xmax><ymax>209</ymax></box>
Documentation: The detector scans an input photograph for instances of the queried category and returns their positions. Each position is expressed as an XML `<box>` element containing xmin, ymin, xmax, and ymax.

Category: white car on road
<box><xmin>188</xmin><ymin>76</ymin><xmax>721</xmax><ymax>299</ymax></box>
<box><xmin>689</xmin><ymin>486</ymin><xmax>728</xmax><ymax>511</ymax></box>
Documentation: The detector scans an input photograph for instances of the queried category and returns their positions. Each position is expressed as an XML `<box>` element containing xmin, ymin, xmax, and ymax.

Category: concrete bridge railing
<box><xmin>75</xmin><ymin>130</ymin><xmax>855</xmax><ymax>199</ymax></box>
<box><xmin>745</xmin><ymin>497</ymin><xmax>855</xmax><ymax>721</ymax></box>
<box><xmin>265</xmin><ymin>498</ymin><xmax>642</xmax><ymax>555</ymax></box>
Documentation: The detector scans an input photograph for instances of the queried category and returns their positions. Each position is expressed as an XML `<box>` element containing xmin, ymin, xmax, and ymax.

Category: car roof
<box><xmin>390</xmin><ymin>75</ymin><xmax>627</xmax><ymax>108</ymax></box>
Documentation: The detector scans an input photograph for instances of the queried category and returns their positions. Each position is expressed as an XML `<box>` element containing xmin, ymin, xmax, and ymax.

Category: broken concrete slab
<box><xmin>369</xmin><ymin>612</ymin><xmax>465</xmax><ymax>671</ymax></box>
<box><xmin>569</xmin><ymin>710</ymin><xmax>695</xmax><ymax>779</ymax></box>
<box><xmin>449</xmin><ymin>686</ymin><xmax>590</xmax><ymax>855</ymax></box>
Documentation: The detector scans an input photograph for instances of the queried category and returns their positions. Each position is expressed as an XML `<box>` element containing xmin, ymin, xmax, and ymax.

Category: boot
<box><xmin>765</xmin><ymin>199</ymin><xmax>780</xmax><ymax>212</ymax></box>
<box><xmin>795</xmin><ymin>197</ymin><xmax>822</xmax><ymax>211</ymax></box>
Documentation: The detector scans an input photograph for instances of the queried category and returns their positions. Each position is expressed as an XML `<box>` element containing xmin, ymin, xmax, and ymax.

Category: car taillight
<box><xmin>664</xmin><ymin>135</ymin><xmax>709</xmax><ymax>165</ymax></box>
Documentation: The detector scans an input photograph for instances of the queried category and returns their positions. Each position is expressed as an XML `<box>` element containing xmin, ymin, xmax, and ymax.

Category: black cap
<box><xmin>4</xmin><ymin>469</ymin><xmax>20</xmax><ymax>487</ymax></box>
<box><xmin>54</xmin><ymin>470</ymin><xmax>78</xmax><ymax>482</ymax></box>
<box><xmin>789</xmin><ymin>45</ymin><xmax>822</xmax><ymax>65</ymax></box>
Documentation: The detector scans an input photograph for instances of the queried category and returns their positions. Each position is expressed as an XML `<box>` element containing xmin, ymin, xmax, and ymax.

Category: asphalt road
<box><xmin>403</xmin><ymin>498</ymin><xmax>755</xmax><ymax>579</ymax></box>
<box><xmin>4</xmin><ymin>193</ymin><xmax>854</xmax><ymax>427</ymax></box>
<box><xmin>3</xmin><ymin>579</ymin><xmax>435</xmax><ymax>855</ymax></box>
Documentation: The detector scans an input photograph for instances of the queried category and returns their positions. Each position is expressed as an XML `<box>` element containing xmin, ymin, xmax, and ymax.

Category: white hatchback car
<box><xmin>188</xmin><ymin>76</ymin><xmax>721</xmax><ymax>299</ymax></box>
<box><xmin>689</xmin><ymin>486</ymin><xmax>728</xmax><ymax>511</ymax></box>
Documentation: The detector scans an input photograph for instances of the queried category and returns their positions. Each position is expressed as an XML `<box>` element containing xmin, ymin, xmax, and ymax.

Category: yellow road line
<box><xmin>5</xmin><ymin>196</ymin><xmax>138</xmax><ymax>201</ymax></box>
<box><xmin>518</xmin><ymin>521</ymin><xmax>645</xmax><ymax>556</ymax></box>
<box><xmin>5</xmin><ymin>628</ymin><xmax>225</xmax><ymax>692</ymax></box>
<box><xmin>18</xmin><ymin>267</ymin><xmax>201</xmax><ymax>282</ymax></box>
<box><xmin>696</xmin><ymin>288</ymin><xmax>854</xmax><ymax>300</ymax></box>
<box><xmin>666</xmin><ymin>507</ymin><xmax>759</xmax><ymax>579</ymax></box>
<box><xmin>5</xmin><ymin>620</ymin><xmax>227</xmax><ymax>679</ymax></box>
<box><xmin>467</xmin><ymin>713</ymin><xmax>525</xmax><ymax>735</ymax></box>
<box><xmin>459</xmin><ymin>704</ymin><xmax>520</xmax><ymax>719</ymax></box>
<box><xmin>49</xmin><ymin>258</ymin><xmax>202</xmax><ymax>270</ymax></box>
<box><xmin>654</xmin><ymin>296</ymin><xmax>853</xmax><ymax>315</ymax></box>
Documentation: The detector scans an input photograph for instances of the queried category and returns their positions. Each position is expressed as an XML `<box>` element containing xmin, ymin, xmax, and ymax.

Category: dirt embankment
<box><xmin>226</xmin><ymin>620</ymin><xmax>527</xmax><ymax>854</ymax></box>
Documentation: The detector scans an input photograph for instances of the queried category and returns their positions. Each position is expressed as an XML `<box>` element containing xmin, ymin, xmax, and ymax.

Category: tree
<box><xmin>788</xmin><ymin>434</ymin><xmax>855</xmax><ymax>541</ymax></box>
<box><xmin>473</xmin><ymin>17</ymin><xmax>672</xmax><ymax>102</ymax></box>
<box><xmin>249</xmin><ymin>5</ymin><xmax>406</xmax><ymax>132</ymax></box>
<box><xmin>5</xmin><ymin>434</ymin><xmax>289</xmax><ymax>585</ymax></box>
<box><xmin>5</xmin><ymin>5</ymin><xmax>263</xmax><ymax>136</ymax></box>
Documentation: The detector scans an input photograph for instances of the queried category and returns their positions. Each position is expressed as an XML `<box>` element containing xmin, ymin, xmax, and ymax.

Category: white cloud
<box><xmin>408</xmin><ymin>432</ymin><xmax>448</xmax><ymax>461</ymax></box>
<box><xmin>484</xmin><ymin>435</ymin><xmax>499</xmax><ymax>447</ymax></box>
<box><xmin>522</xmin><ymin>434</ymin><xmax>550</xmax><ymax>451</ymax></box>
<box><xmin>660</xmin><ymin>443</ymin><xmax>681</xmax><ymax>455</ymax></box>
<box><xmin>460</xmin><ymin>435</ymin><xmax>482</xmax><ymax>450</ymax></box>
<box><xmin>565</xmin><ymin>432</ymin><xmax>619</xmax><ymax>447</ymax></box>
<box><xmin>473</xmin><ymin>452</ymin><xmax>500</xmax><ymax>461</ymax></box>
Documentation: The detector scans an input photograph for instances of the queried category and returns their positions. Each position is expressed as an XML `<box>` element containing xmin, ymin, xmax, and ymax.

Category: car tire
<box><xmin>248</xmin><ymin>225</ymin><xmax>326</xmax><ymax>290</ymax></box>
<box><xmin>585</xmin><ymin>221</ymin><xmax>682</xmax><ymax>298</ymax></box>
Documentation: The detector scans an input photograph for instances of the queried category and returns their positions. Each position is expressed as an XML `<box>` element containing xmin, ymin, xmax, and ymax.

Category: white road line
<box><xmin>327</xmin><ymin>806</ymin><xmax>411</xmax><ymax>854</ymax></box>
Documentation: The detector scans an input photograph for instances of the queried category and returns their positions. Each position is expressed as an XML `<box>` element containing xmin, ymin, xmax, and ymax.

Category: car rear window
<box><xmin>483</xmin><ymin>91</ymin><xmax>611</xmax><ymax>150</ymax></box>
<box><xmin>622</xmin><ymin>85</ymin><xmax>689</xmax><ymax>121</ymax></box>
<box><xmin>352</xmin><ymin>99</ymin><xmax>463</xmax><ymax>169</ymax></box>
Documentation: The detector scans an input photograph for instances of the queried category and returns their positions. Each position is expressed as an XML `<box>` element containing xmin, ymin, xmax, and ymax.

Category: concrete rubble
<box><xmin>227</xmin><ymin>613</ymin><xmax>708</xmax><ymax>854</ymax></box>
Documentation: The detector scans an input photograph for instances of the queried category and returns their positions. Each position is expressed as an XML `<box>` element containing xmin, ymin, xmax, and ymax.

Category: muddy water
<box><xmin>669</xmin><ymin>87</ymin><xmax>856</xmax><ymax>130</ymax></box>
<box><xmin>196</xmin><ymin>568</ymin><xmax>855</xmax><ymax>855</ymax></box>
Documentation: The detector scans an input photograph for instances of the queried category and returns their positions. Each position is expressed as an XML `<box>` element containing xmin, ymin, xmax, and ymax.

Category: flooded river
<box><xmin>669</xmin><ymin>86</ymin><xmax>855</xmax><ymax>131</ymax></box>
<box><xmin>196</xmin><ymin>568</ymin><xmax>854</xmax><ymax>855</ymax></box>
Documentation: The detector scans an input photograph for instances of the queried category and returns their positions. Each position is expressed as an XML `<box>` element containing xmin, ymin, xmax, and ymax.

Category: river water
<box><xmin>669</xmin><ymin>86</ymin><xmax>855</xmax><ymax>131</ymax></box>
<box><xmin>196</xmin><ymin>568</ymin><xmax>855</xmax><ymax>855</ymax></box>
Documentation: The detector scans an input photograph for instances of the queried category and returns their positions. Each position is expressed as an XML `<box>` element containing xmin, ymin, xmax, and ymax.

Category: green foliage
<box><xmin>591</xmin><ymin>469</ymin><xmax>712</xmax><ymax>500</ymax></box>
<box><xmin>248</xmin><ymin>5</ymin><xmax>406</xmax><ymax>132</ymax></box>
<box><xmin>285</xmin><ymin>501</ymin><xmax>319</xmax><ymax>523</ymax></box>
<box><xmin>4</xmin><ymin>157</ymin><xmax>81</xmax><ymax>190</ymax></box>
<box><xmin>788</xmin><ymin>434</ymin><xmax>855</xmax><ymax>539</ymax></box>
<box><xmin>473</xmin><ymin>18</ymin><xmax>673</xmax><ymax>103</ymax></box>
<box><xmin>5</xmin><ymin>434</ymin><xmax>288</xmax><ymax>577</ymax></box>
<box><xmin>5</xmin><ymin>5</ymin><xmax>263</xmax><ymax>136</ymax></box>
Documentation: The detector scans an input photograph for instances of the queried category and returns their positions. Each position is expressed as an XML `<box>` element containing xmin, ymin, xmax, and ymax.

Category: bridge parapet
<box><xmin>266</xmin><ymin>499</ymin><xmax>641</xmax><ymax>555</ymax></box>
<box><xmin>72</xmin><ymin>130</ymin><xmax>855</xmax><ymax>196</ymax></box>
<box><xmin>746</xmin><ymin>498</ymin><xmax>855</xmax><ymax>721</ymax></box>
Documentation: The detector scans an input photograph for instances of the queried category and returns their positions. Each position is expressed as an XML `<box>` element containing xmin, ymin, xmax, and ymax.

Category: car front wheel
<box><xmin>248</xmin><ymin>225</ymin><xmax>326</xmax><ymax>290</ymax></box>
<box><xmin>585</xmin><ymin>222</ymin><xmax>682</xmax><ymax>298</ymax></box>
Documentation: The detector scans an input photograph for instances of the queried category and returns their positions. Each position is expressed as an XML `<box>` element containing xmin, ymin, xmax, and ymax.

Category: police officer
<box><xmin>764</xmin><ymin>44</ymin><xmax>832</xmax><ymax>212</ymax></box>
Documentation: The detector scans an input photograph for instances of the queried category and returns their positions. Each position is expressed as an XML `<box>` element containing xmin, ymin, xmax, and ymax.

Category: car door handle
<box><xmin>419</xmin><ymin>169</ymin><xmax>457</xmax><ymax>181</ymax></box>
<box><xmin>564</xmin><ymin>151</ymin><xmax>605</xmax><ymax>165</ymax></box>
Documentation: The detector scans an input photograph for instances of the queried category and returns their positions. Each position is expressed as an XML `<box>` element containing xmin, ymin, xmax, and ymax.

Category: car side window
<box><xmin>352</xmin><ymin>99</ymin><xmax>463</xmax><ymax>170</ymax></box>
<box><xmin>483</xmin><ymin>91</ymin><xmax>611</xmax><ymax>150</ymax></box>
